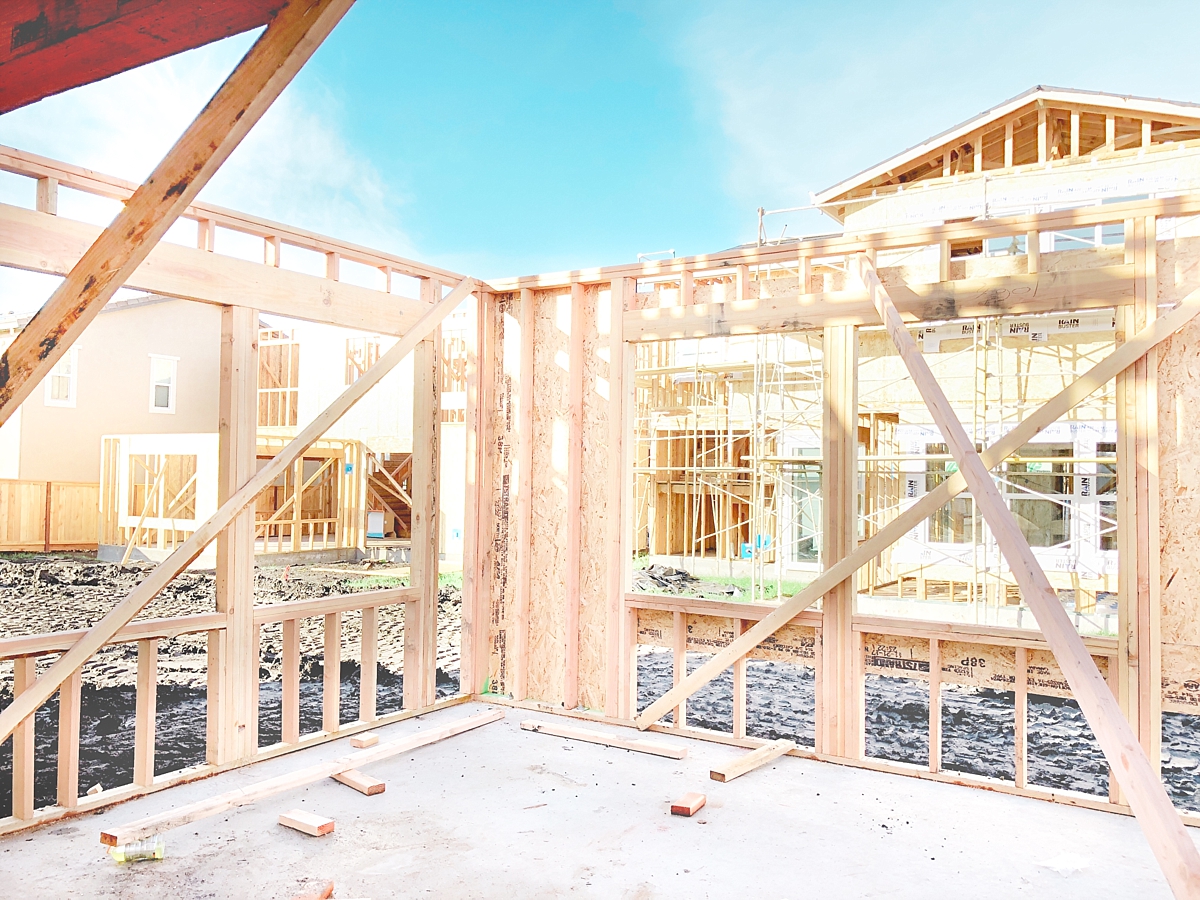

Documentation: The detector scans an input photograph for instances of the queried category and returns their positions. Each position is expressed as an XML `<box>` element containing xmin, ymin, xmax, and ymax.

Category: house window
<box><xmin>44</xmin><ymin>347</ymin><xmax>79</xmax><ymax>408</ymax></box>
<box><xmin>259</xmin><ymin>329</ymin><xmax>300</xmax><ymax>427</ymax></box>
<box><xmin>149</xmin><ymin>355</ymin><xmax>178</xmax><ymax>414</ymax></box>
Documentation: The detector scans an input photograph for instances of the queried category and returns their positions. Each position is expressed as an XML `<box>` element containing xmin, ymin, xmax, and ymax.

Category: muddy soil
<box><xmin>0</xmin><ymin>555</ymin><xmax>462</xmax><ymax>817</ymax></box>
<box><xmin>638</xmin><ymin>648</ymin><xmax>1200</xmax><ymax>810</ymax></box>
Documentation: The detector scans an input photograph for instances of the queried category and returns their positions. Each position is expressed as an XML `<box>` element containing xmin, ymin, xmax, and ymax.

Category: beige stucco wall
<box><xmin>13</xmin><ymin>297</ymin><xmax>222</xmax><ymax>483</ymax></box>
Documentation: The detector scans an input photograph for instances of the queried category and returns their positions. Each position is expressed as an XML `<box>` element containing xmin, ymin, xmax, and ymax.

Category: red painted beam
<box><xmin>0</xmin><ymin>0</ymin><xmax>288</xmax><ymax>115</ymax></box>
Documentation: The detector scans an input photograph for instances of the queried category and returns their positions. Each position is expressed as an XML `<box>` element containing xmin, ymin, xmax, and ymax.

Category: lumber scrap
<box><xmin>0</xmin><ymin>0</ymin><xmax>355</xmax><ymax>426</ymax></box>
<box><xmin>709</xmin><ymin>739</ymin><xmax>795</xmax><ymax>783</ymax></box>
<box><xmin>292</xmin><ymin>883</ymin><xmax>335</xmax><ymax>900</ymax></box>
<box><xmin>331</xmin><ymin>769</ymin><xmax>384</xmax><ymax>796</ymax></box>
<box><xmin>0</xmin><ymin>279</ymin><xmax>474</xmax><ymax>746</ymax></box>
<box><xmin>634</xmin><ymin>285</ymin><xmax>1200</xmax><ymax>730</ymax></box>
<box><xmin>101</xmin><ymin>708</ymin><xmax>503</xmax><ymax>846</ymax></box>
<box><xmin>670</xmin><ymin>792</ymin><xmax>706</xmax><ymax>817</ymax></box>
<box><xmin>350</xmin><ymin>733</ymin><xmax>379</xmax><ymax>749</ymax></box>
<box><xmin>520</xmin><ymin>719</ymin><xmax>687</xmax><ymax>760</ymax></box>
<box><xmin>854</xmin><ymin>254</ymin><xmax>1200</xmax><ymax>899</ymax></box>
<box><xmin>279</xmin><ymin>809</ymin><xmax>335</xmax><ymax>837</ymax></box>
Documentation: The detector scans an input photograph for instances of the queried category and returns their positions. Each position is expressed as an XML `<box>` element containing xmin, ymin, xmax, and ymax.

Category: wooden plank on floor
<box><xmin>331</xmin><ymin>768</ymin><xmax>385</xmax><ymax>796</ymax></box>
<box><xmin>709</xmin><ymin>739</ymin><xmax>795</xmax><ymax>783</ymax></box>
<box><xmin>520</xmin><ymin>719</ymin><xmax>687</xmax><ymax>760</ymax></box>
<box><xmin>279</xmin><ymin>809</ymin><xmax>335</xmax><ymax>837</ymax></box>
<box><xmin>102</xmin><ymin>708</ymin><xmax>505</xmax><ymax>846</ymax></box>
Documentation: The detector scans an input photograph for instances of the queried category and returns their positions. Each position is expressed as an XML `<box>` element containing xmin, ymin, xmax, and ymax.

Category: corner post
<box><xmin>214</xmin><ymin>305</ymin><xmax>259</xmax><ymax>762</ymax></box>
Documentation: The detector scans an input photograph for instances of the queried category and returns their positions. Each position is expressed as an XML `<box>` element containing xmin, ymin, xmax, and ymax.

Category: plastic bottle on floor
<box><xmin>108</xmin><ymin>835</ymin><xmax>165</xmax><ymax>863</ymax></box>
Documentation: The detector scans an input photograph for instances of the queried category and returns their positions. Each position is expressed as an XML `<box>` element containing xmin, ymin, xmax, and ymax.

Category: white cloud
<box><xmin>0</xmin><ymin>32</ymin><xmax>411</xmax><ymax>313</ymax></box>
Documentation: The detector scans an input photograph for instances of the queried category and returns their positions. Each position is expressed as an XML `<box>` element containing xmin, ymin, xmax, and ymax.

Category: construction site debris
<box><xmin>279</xmin><ymin>809</ymin><xmax>335</xmax><ymax>837</ymax></box>
<box><xmin>350</xmin><ymin>733</ymin><xmax>380</xmax><ymax>749</ymax></box>
<box><xmin>520</xmin><ymin>719</ymin><xmax>687</xmax><ymax>759</ymax></box>
<box><xmin>107</xmin><ymin>834</ymin><xmax>164</xmax><ymax>863</ymax></box>
<box><xmin>710</xmin><ymin>738</ymin><xmax>795</xmax><ymax>783</ymax></box>
<box><xmin>670</xmin><ymin>792</ymin><xmax>706</xmax><ymax>817</ymax></box>
<box><xmin>331</xmin><ymin>769</ymin><xmax>385</xmax><ymax>795</ymax></box>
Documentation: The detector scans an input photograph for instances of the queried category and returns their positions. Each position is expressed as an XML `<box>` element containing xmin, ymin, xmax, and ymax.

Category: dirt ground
<box><xmin>0</xmin><ymin>554</ymin><xmax>462</xmax><ymax>691</ymax></box>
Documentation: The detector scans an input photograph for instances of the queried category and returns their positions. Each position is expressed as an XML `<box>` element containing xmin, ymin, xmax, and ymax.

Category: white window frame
<box><xmin>44</xmin><ymin>346</ymin><xmax>79</xmax><ymax>408</ymax></box>
<box><xmin>149</xmin><ymin>354</ymin><xmax>179</xmax><ymax>414</ymax></box>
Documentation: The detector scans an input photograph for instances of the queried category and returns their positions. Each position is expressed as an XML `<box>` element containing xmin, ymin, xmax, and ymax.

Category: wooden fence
<box><xmin>0</xmin><ymin>480</ymin><xmax>99</xmax><ymax>552</ymax></box>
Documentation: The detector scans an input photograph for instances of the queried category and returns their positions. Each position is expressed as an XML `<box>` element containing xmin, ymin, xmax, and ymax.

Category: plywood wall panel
<box><xmin>525</xmin><ymin>289</ymin><xmax>570</xmax><ymax>704</ymax></box>
<box><xmin>577</xmin><ymin>285</ymin><xmax>611</xmax><ymax>710</ymax></box>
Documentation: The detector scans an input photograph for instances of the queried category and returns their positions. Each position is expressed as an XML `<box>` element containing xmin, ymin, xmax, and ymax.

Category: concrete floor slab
<box><xmin>0</xmin><ymin>701</ymin><xmax>1187</xmax><ymax>898</ymax></box>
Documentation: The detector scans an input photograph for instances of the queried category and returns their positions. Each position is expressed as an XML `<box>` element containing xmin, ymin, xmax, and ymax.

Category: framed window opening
<box><xmin>44</xmin><ymin>346</ymin><xmax>79</xmax><ymax>408</ymax></box>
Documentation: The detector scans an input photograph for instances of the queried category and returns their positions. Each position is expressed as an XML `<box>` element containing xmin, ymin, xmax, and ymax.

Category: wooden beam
<box><xmin>623</xmin><ymin>266</ymin><xmax>1135</xmax><ymax>340</ymax></box>
<box><xmin>820</xmin><ymin>323</ymin><xmax>856</xmax><ymax>758</ymax></box>
<box><xmin>133</xmin><ymin>639</ymin><xmax>158</xmax><ymax>787</ymax></box>
<box><xmin>0</xmin><ymin>0</ymin><xmax>355</xmax><ymax>427</ymax></box>
<box><xmin>406</xmin><ymin>281</ymin><xmax>443</xmax><ymax>711</ymax></box>
<box><xmin>710</xmin><ymin>738</ymin><xmax>795</xmax><ymax>783</ymax></box>
<box><xmin>564</xmin><ymin>282</ymin><xmax>586</xmax><ymax>709</ymax></box>
<box><xmin>634</xmin><ymin>287</ymin><xmax>1200</xmax><ymax>729</ymax></box>
<box><xmin>520</xmin><ymin>719</ymin><xmax>687</xmax><ymax>759</ymax></box>
<box><xmin>56</xmin><ymin>668</ymin><xmax>81</xmax><ymax>809</ymax></box>
<box><xmin>331</xmin><ymin>769</ymin><xmax>385</xmax><ymax>795</ymax></box>
<box><xmin>1015</xmin><ymin>646</ymin><xmax>1028</xmax><ymax>789</ymax></box>
<box><xmin>1106</xmin><ymin>114</ymin><xmax>1116</xmax><ymax>152</ymax></box>
<box><xmin>732</xmin><ymin>619</ymin><xmax>747</xmax><ymax>739</ymax></box>
<box><xmin>512</xmin><ymin>288</ymin><xmax>536</xmax><ymax>702</ymax></box>
<box><xmin>282</xmin><ymin>617</ymin><xmax>300</xmax><ymax>744</ymax></box>
<box><xmin>102</xmin><ymin>708</ymin><xmax>505</xmax><ymax>846</ymax></box>
<box><xmin>854</xmin><ymin>254</ymin><xmax>1200</xmax><ymax>899</ymax></box>
<box><xmin>928</xmin><ymin>638</ymin><xmax>941</xmax><ymax>774</ymax></box>
<box><xmin>1005</xmin><ymin>121</ymin><xmax>1014</xmax><ymax>168</ymax></box>
<box><xmin>458</xmin><ymin>289</ymin><xmax>485</xmax><ymax>696</ymax></box>
<box><xmin>279</xmin><ymin>809</ymin><xmax>335</xmax><ymax>837</ymax></box>
<box><xmin>605</xmin><ymin>278</ymin><xmax>632</xmax><ymax>717</ymax></box>
<box><xmin>1071</xmin><ymin>110</ymin><xmax>1081</xmax><ymax>158</ymax></box>
<box><xmin>0</xmin><ymin>279</ymin><xmax>475</xmax><ymax>746</ymax></box>
<box><xmin>35</xmin><ymin>177</ymin><xmax>57</xmax><ymax>215</ymax></box>
<box><xmin>1038</xmin><ymin>107</ymin><xmax>1048</xmax><ymax>162</ymax></box>
<box><xmin>359</xmin><ymin>605</ymin><xmax>378</xmax><ymax>723</ymax></box>
<box><xmin>214</xmin><ymin>305</ymin><xmax>259</xmax><ymax>763</ymax></box>
<box><xmin>12</xmin><ymin>657</ymin><xmax>35</xmax><ymax>819</ymax></box>
<box><xmin>490</xmin><ymin>193</ymin><xmax>1200</xmax><ymax>293</ymax></box>
<box><xmin>323</xmin><ymin>612</ymin><xmax>341</xmax><ymax>733</ymax></box>
<box><xmin>673</xmin><ymin>610</ymin><xmax>687</xmax><ymax>727</ymax></box>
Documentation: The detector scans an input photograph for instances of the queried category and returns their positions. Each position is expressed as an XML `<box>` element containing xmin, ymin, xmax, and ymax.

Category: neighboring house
<box><xmin>643</xmin><ymin>86</ymin><xmax>1200</xmax><ymax>624</ymax></box>
<box><xmin>0</xmin><ymin>293</ymin><xmax>470</xmax><ymax>563</ymax></box>
<box><xmin>0</xmin><ymin>294</ymin><xmax>221</xmax><ymax>482</ymax></box>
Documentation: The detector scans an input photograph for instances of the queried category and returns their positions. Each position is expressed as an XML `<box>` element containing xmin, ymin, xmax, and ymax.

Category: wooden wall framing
<box><xmin>464</xmin><ymin>194</ymin><xmax>1200</xmax><ymax>871</ymax></box>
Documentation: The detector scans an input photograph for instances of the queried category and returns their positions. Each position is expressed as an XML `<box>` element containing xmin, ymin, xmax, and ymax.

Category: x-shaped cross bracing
<box><xmin>636</xmin><ymin>261</ymin><xmax>1200</xmax><ymax>897</ymax></box>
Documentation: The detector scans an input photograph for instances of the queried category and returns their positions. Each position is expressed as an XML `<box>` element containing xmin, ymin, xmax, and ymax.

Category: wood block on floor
<box><xmin>670</xmin><ymin>792</ymin><xmax>706</xmax><ymax>817</ymax></box>
<box><xmin>709</xmin><ymin>738</ymin><xmax>796</xmax><ymax>783</ymax></box>
<box><xmin>279</xmin><ymin>809</ymin><xmax>335</xmax><ymax>837</ymax></box>
<box><xmin>350</xmin><ymin>732</ymin><xmax>379</xmax><ymax>749</ymax></box>
<box><xmin>331</xmin><ymin>768</ymin><xmax>385</xmax><ymax>796</ymax></box>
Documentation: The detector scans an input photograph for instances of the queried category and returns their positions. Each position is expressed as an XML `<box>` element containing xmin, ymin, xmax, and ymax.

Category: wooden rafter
<box><xmin>0</xmin><ymin>0</ymin><xmax>356</xmax><ymax>428</ymax></box>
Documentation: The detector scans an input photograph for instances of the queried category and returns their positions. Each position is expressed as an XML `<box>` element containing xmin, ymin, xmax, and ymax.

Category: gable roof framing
<box><xmin>814</xmin><ymin>86</ymin><xmax>1200</xmax><ymax>221</ymax></box>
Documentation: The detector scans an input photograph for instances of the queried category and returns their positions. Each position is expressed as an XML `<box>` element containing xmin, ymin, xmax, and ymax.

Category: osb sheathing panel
<box><xmin>525</xmin><ymin>288</ymin><xmax>570</xmax><ymax>704</ymax></box>
<box><xmin>636</xmin><ymin>609</ymin><xmax>816</xmax><ymax>665</ymax></box>
<box><xmin>577</xmin><ymin>285</ymin><xmax>611</xmax><ymax>710</ymax></box>
<box><xmin>481</xmin><ymin>296</ymin><xmax>518</xmax><ymax>695</ymax></box>
<box><xmin>863</xmin><ymin>632</ymin><xmax>1106</xmax><ymax>699</ymax></box>
<box><xmin>1157</xmin><ymin>233</ymin><xmax>1200</xmax><ymax>711</ymax></box>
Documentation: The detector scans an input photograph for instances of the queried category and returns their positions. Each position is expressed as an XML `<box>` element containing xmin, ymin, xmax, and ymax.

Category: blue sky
<box><xmin>3</xmin><ymin>0</ymin><xmax>1200</xmax><ymax>306</ymax></box>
